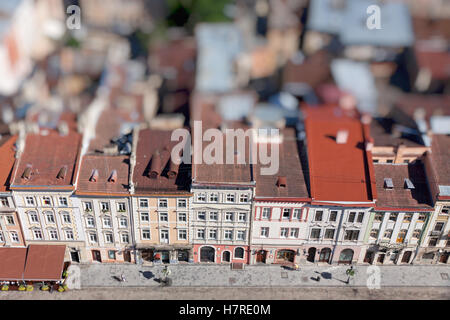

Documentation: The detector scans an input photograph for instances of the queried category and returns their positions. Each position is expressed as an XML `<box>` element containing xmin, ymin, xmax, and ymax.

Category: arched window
<box><xmin>234</xmin><ymin>247</ymin><xmax>244</xmax><ymax>259</ymax></box>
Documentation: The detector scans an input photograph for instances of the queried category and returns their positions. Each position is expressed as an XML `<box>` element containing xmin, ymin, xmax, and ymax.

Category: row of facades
<box><xmin>0</xmin><ymin>104</ymin><xmax>448</xmax><ymax>267</ymax></box>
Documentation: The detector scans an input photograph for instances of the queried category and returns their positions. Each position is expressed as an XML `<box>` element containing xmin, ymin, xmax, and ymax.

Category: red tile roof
<box><xmin>11</xmin><ymin>129</ymin><xmax>82</xmax><ymax>189</ymax></box>
<box><xmin>132</xmin><ymin>129</ymin><xmax>191</xmax><ymax>195</ymax></box>
<box><xmin>414</xmin><ymin>45</ymin><xmax>450</xmax><ymax>80</ymax></box>
<box><xmin>303</xmin><ymin>105</ymin><xmax>376</xmax><ymax>204</ymax></box>
<box><xmin>76</xmin><ymin>155</ymin><xmax>130</xmax><ymax>195</ymax></box>
<box><xmin>393</xmin><ymin>94</ymin><xmax>450</xmax><ymax>122</ymax></box>
<box><xmin>0</xmin><ymin>135</ymin><xmax>17</xmax><ymax>192</ymax></box>
<box><xmin>0</xmin><ymin>248</ymin><xmax>27</xmax><ymax>281</ymax></box>
<box><xmin>374</xmin><ymin>163</ymin><xmax>433</xmax><ymax>211</ymax></box>
<box><xmin>23</xmin><ymin>245</ymin><xmax>66</xmax><ymax>281</ymax></box>
<box><xmin>254</xmin><ymin>128</ymin><xmax>309</xmax><ymax>199</ymax></box>
<box><xmin>430</xmin><ymin>134</ymin><xmax>450</xmax><ymax>188</ymax></box>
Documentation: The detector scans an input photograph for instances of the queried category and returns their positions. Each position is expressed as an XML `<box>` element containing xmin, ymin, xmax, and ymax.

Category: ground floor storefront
<box><xmin>80</xmin><ymin>246</ymin><xmax>136</xmax><ymax>264</ymax></box>
<box><xmin>249</xmin><ymin>245</ymin><xmax>361</xmax><ymax>265</ymax></box>
<box><xmin>192</xmin><ymin>244</ymin><xmax>250</xmax><ymax>264</ymax></box>
<box><xmin>415</xmin><ymin>247</ymin><xmax>450</xmax><ymax>264</ymax></box>
<box><xmin>360</xmin><ymin>245</ymin><xmax>417</xmax><ymax>265</ymax></box>
<box><xmin>136</xmin><ymin>245</ymin><xmax>193</xmax><ymax>264</ymax></box>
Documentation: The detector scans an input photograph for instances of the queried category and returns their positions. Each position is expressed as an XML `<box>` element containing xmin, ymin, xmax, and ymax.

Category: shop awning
<box><xmin>23</xmin><ymin>245</ymin><xmax>66</xmax><ymax>281</ymax></box>
<box><xmin>0</xmin><ymin>248</ymin><xmax>27</xmax><ymax>281</ymax></box>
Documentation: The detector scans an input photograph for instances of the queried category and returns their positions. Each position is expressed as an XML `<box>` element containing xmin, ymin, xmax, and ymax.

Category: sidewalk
<box><xmin>74</xmin><ymin>264</ymin><xmax>450</xmax><ymax>288</ymax></box>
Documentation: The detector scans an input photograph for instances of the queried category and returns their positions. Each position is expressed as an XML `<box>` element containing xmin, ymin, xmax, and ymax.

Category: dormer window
<box><xmin>404</xmin><ymin>178</ymin><xmax>415</xmax><ymax>189</ymax></box>
<box><xmin>89</xmin><ymin>169</ymin><xmax>99</xmax><ymax>182</ymax></box>
<box><xmin>22</xmin><ymin>166</ymin><xmax>32</xmax><ymax>179</ymax></box>
<box><xmin>108</xmin><ymin>170</ymin><xmax>117</xmax><ymax>183</ymax></box>
<box><xmin>276</xmin><ymin>176</ymin><xmax>287</xmax><ymax>188</ymax></box>
<box><xmin>57</xmin><ymin>166</ymin><xmax>67</xmax><ymax>179</ymax></box>
<box><xmin>384</xmin><ymin>178</ymin><xmax>393</xmax><ymax>189</ymax></box>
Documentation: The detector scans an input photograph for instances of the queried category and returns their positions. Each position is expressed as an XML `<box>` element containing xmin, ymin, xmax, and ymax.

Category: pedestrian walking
<box><xmin>49</xmin><ymin>283</ymin><xmax>53</xmax><ymax>293</ymax></box>
<box><xmin>120</xmin><ymin>273</ymin><xmax>126</xmax><ymax>282</ymax></box>
<box><xmin>293</xmin><ymin>264</ymin><xmax>299</xmax><ymax>271</ymax></box>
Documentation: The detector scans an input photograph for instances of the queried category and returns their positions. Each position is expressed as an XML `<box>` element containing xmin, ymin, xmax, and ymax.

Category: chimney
<box><xmin>108</xmin><ymin>170</ymin><xmax>118</xmax><ymax>183</ymax></box>
<box><xmin>276</xmin><ymin>176</ymin><xmax>287</xmax><ymax>188</ymax></box>
<box><xmin>57</xmin><ymin>166</ymin><xmax>67</xmax><ymax>179</ymax></box>
<box><xmin>167</xmin><ymin>156</ymin><xmax>179</xmax><ymax>179</ymax></box>
<box><xmin>336</xmin><ymin>130</ymin><xmax>349</xmax><ymax>144</ymax></box>
<box><xmin>89</xmin><ymin>169</ymin><xmax>99</xmax><ymax>182</ymax></box>
<box><xmin>22</xmin><ymin>166</ymin><xmax>32</xmax><ymax>180</ymax></box>
<box><xmin>149</xmin><ymin>150</ymin><xmax>161</xmax><ymax>179</ymax></box>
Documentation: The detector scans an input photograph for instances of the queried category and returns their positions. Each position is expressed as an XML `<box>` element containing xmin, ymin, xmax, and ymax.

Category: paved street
<box><xmin>1</xmin><ymin>286</ymin><xmax>449</xmax><ymax>300</ymax></box>
<box><xmin>72</xmin><ymin>263</ymin><xmax>450</xmax><ymax>288</ymax></box>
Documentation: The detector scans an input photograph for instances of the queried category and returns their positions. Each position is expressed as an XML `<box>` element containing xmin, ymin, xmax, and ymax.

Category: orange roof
<box><xmin>23</xmin><ymin>245</ymin><xmax>66</xmax><ymax>281</ymax></box>
<box><xmin>303</xmin><ymin>105</ymin><xmax>376</xmax><ymax>204</ymax></box>
<box><xmin>0</xmin><ymin>248</ymin><xmax>27</xmax><ymax>281</ymax></box>
<box><xmin>11</xmin><ymin>129</ymin><xmax>82</xmax><ymax>189</ymax></box>
<box><xmin>0</xmin><ymin>135</ymin><xmax>17</xmax><ymax>192</ymax></box>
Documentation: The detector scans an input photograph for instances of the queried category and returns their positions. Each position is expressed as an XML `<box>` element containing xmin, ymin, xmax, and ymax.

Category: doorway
<box><xmin>338</xmin><ymin>249</ymin><xmax>354</xmax><ymax>264</ymax></box>
<box><xmin>70</xmin><ymin>250</ymin><xmax>80</xmax><ymax>263</ymax></box>
<box><xmin>222</xmin><ymin>251</ymin><xmax>231</xmax><ymax>263</ymax></box>
<box><xmin>160</xmin><ymin>230</ymin><xmax>169</xmax><ymax>244</ymax></box>
<box><xmin>401</xmin><ymin>251</ymin><xmax>412</xmax><ymax>264</ymax></box>
<box><xmin>92</xmin><ymin>250</ymin><xmax>102</xmax><ymax>262</ymax></box>
<box><xmin>178</xmin><ymin>250</ymin><xmax>189</xmax><ymax>262</ymax></box>
<box><xmin>364</xmin><ymin>251</ymin><xmax>374</xmax><ymax>264</ymax></box>
<box><xmin>377</xmin><ymin>253</ymin><xmax>385</xmax><ymax>264</ymax></box>
<box><xmin>123</xmin><ymin>250</ymin><xmax>131</xmax><ymax>262</ymax></box>
<box><xmin>440</xmin><ymin>252</ymin><xmax>449</xmax><ymax>264</ymax></box>
<box><xmin>161</xmin><ymin>250</ymin><xmax>170</xmax><ymax>263</ymax></box>
<box><xmin>319</xmin><ymin>248</ymin><xmax>331</xmax><ymax>263</ymax></box>
<box><xmin>256</xmin><ymin>250</ymin><xmax>267</xmax><ymax>263</ymax></box>
<box><xmin>200</xmin><ymin>246</ymin><xmax>215</xmax><ymax>262</ymax></box>
<box><xmin>307</xmin><ymin>247</ymin><xmax>316</xmax><ymax>263</ymax></box>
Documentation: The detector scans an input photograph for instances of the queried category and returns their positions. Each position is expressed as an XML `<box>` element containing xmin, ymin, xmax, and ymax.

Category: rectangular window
<box><xmin>142</xmin><ymin>229</ymin><xmax>151</xmax><ymax>240</ymax></box>
<box><xmin>139</xmin><ymin>199</ymin><xmax>148</xmax><ymax>208</ymax></box>
<box><xmin>100</xmin><ymin>202</ymin><xmax>110</xmax><ymax>212</ymax></box>
<box><xmin>29</xmin><ymin>212</ymin><xmax>39</xmax><ymax>223</ymax></box>
<box><xmin>117</xmin><ymin>202</ymin><xmax>126</xmax><ymax>212</ymax></box>
<box><xmin>33</xmin><ymin>229</ymin><xmax>43</xmax><ymax>240</ymax></box>
<box><xmin>348</xmin><ymin>212</ymin><xmax>356</xmax><ymax>223</ymax></box>
<box><xmin>370</xmin><ymin>229</ymin><xmax>379</xmax><ymax>239</ymax></box>
<box><xmin>434</xmin><ymin>222</ymin><xmax>445</xmax><ymax>232</ymax></box>
<box><xmin>177</xmin><ymin>199</ymin><xmax>187</xmax><ymax>208</ymax></box>
<box><xmin>178</xmin><ymin>229</ymin><xmax>187</xmax><ymax>240</ymax></box>
<box><xmin>374</xmin><ymin>213</ymin><xmax>384</xmax><ymax>221</ymax></box>
<box><xmin>224</xmin><ymin>230</ymin><xmax>233</xmax><ymax>240</ymax></box>
<box><xmin>344</xmin><ymin>230</ymin><xmax>360</xmax><ymax>241</ymax></box>
<box><xmin>103</xmin><ymin>216</ymin><xmax>112</xmax><ymax>228</ymax></box>
<box><xmin>442</xmin><ymin>206</ymin><xmax>449</xmax><ymax>215</ymax></box>
<box><xmin>383</xmin><ymin>229</ymin><xmax>393</xmax><ymax>239</ymax></box>
<box><xmin>108</xmin><ymin>250</ymin><xmax>116</xmax><ymax>260</ymax></box>
<box><xmin>396</xmin><ymin>230</ymin><xmax>407</xmax><ymax>243</ymax></box>
<box><xmin>280</xmin><ymin>228</ymin><xmax>289</xmax><ymax>238</ymax></box>
<box><xmin>282</xmin><ymin>208</ymin><xmax>291</xmax><ymax>219</ymax></box>
<box><xmin>403</xmin><ymin>213</ymin><xmax>413</xmax><ymax>222</ymax></box>
<box><xmin>159</xmin><ymin>213</ymin><xmax>168</xmax><ymax>222</ymax></box>
<box><xmin>0</xmin><ymin>232</ymin><xmax>3</xmax><ymax>242</ymax></box>
<box><xmin>208</xmin><ymin>229</ymin><xmax>217</xmax><ymax>239</ymax></box>
<box><xmin>262</xmin><ymin>208</ymin><xmax>271</xmax><ymax>219</ymax></box>
<box><xmin>10</xmin><ymin>232</ymin><xmax>19</xmax><ymax>243</ymax></box>
<box><xmin>140</xmin><ymin>212</ymin><xmax>149</xmax><ymax>222</ymax></box>
<box><xmin>428</xmin><ymin>237</ymin><xmax>438</xmax><ymax>247</ymax></box>
<box><xmin>46</xmin><ymin>214</ymin><xmax>55</xmax><ymax>224</ymax></box>
<box><xmin>158</xmin><ymin>199</ymin><xmax>168</xmax><ymax>208</ymax></box>
<box><xmin>83</xmin><ymin>202</ymin><xmax>92</xmax><ymax>212</ymax></box>
<box><xmin>105</xmin><ymin>233</ymin><xmax>113</xmax><ymax>243</ymax></box>
<box><xmin>389</xmin><ymin>213</ymin><xmax>398</xmax><ymax>221</ymax></box>
<box><xmin>412</xmin><ymin>229</ymin><xmax>421</xmax><ymax>239</ymax></box>
<box><xmin>289</xmin><ymin>228</ymin><xmax>299</xmax><ymax>238</ymax></box>
<box><xmin>293</xmin><ymin>209</ymin><xmax>302</xmax><ymax>220</ymax></box>
<box><xmin>418</xmin><ymin>214</ymin><xmax>426</xmax><ymax>222</ymax></box>
<box><xmin>0</xmin><ymin>197</ymin><xmax>9</xmax><ymax>207</ymax></box>
<box><xmin>237</xmin><ymin>230</ymin><xmax>246</xmax><ymax>240</ymax></box>
<box><xmin>315</xmin><ymin>211</ymin><xmax>323</xmax><ymax>222</ymax></box>
<box><xmin>209</xmin><ymin>211</ymin><xmax>218</xmax><ymax>221</ymax></box>
<box><xmin>6</xmin><ymin>215</ymin><xmax>14</xmax><ymax>225</ymax></box>
<box><xmin>86</xmin><ymin>216</ymin><xmax>95</xmax><ymax>227</ymax></box>
<box><xmin>178</xmin><ymin>212</ymin><xmax>187</xmax><ymax>222</ymax></box>
<box><xmin>119</xmin><ymin>217</ymin><xmax>128</xmax><ymax>228</ymax></box>
<box><xmin>42</xmin><ymin>196</ymin><xmax>52</xmax><ymax>206</ymax></box>
<box><xmin>49</xmin><ymin>230</ymin><xmax>58</xmax><ymax>240</ymax></box>
<box><xmin>59</xmin><ymin>197</ymin><xmax>68</xmax><ymax>206</ymax></box>
<box><xmin>65</xmin><ymin>229</ymin><xmax>74</xmax><ymax>240</ymax></box>
<box><xmin>357</xmin><ymin>212</ymin><xmax>364</xmax><ymax>223</ymax></box>
<box><xmin>226</xmin><ymin>194</ymin><xmax>235</xmax><ymax>202</ymax></box>
<box><xmin>121</xmin><ymin>233</ymin><xmax>129</xmax><ymax>243</ymax></box>
<box><xmin>239</xmin><ymin>194</ymin><xmax>249</xmax><ymax>203</ymax></box>
<box><xmin>87</xmin><ymin>232</ymin><xmax>97</xmax><ymax>243</ymax></box>
<box><xmin>209</xmin><ymin>193</ymin><xmax>218</xmax><ymax>202</ymax></box>
<box><xmin>89</xmin><ymin>232</ymin><xmax>97</xmax><ymax>243</ymax></box>
<box><xmin>310</xmin><ymin>228</ymin><xmax>321</xmax><ymax>239</ymax></box>
<box><xmin>197</xmin><ymin>229</ymin><xmax>205</xmax><ymax>239</ymax></box>
<box><xmin>324</xmin><ymin>229</ymin><xmax>335</xmax><ymax>239</ymax></box>
<box><xmin>260</xmin><ymin>227</ymin><xmax>269</xmax><ymax>238</ymax></box>
<box><xmin>197</xmin><ymin>193</ymin><xmax>206</xmax><ymax>202</ymax></box>
<box><xmin>197</xmin><ymin>212</ymin><xmax>206</xmax><ymax>220</ymax></box>
<box><xmin>329</xmin><ymin>211</ymin><xmax>338</xmax><ymax>222</ymax></box>
<box><xmin>238</xmin><ymin>212</ymin><xmax>247</xmax><ymax>222</ymax></box>
<box><xmin>62</xmin><ymin>213</ymin><xmax>71</xmax><ymax>224</ymax></box>
<box><xmin>225</xmin><ymin>212</ymin><xmax>234</xmax><ymax>221</ymax></box>
<box><xmin>25</xmin><ymin>197</ymin><xmax>35</xmax><ymax>206</ymax></box>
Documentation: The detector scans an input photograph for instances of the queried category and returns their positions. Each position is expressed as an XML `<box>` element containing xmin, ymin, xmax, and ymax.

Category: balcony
<box><xmin>430</xmin><ymin>230</ymin><xmax>442</xmax><ymax>237</ymax></box>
